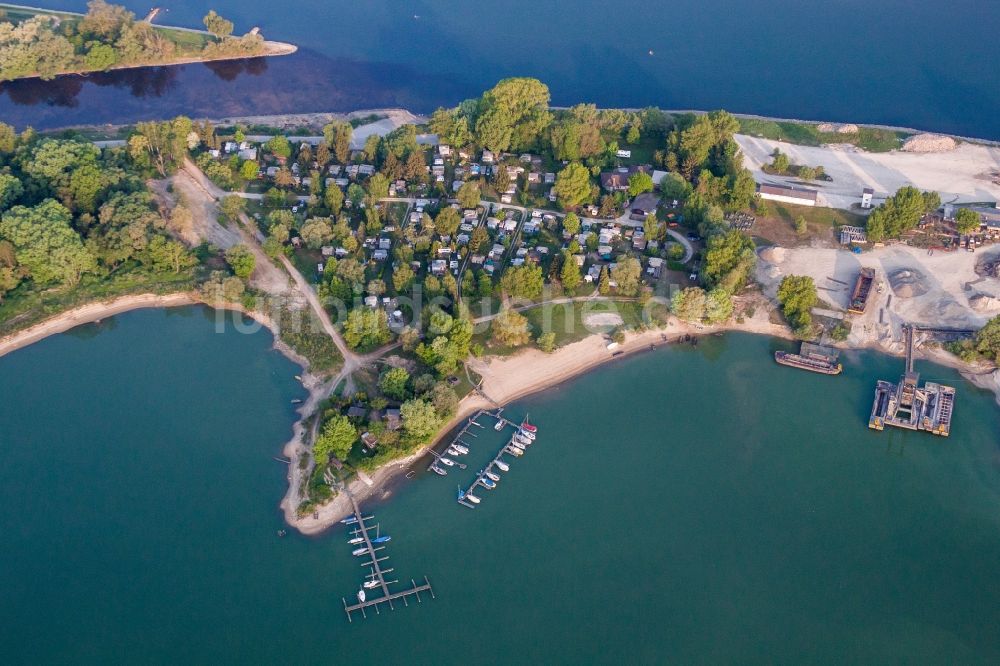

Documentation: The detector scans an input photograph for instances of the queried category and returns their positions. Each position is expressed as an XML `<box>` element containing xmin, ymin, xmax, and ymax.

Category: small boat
<box><xmin>372</xmin><ymin>535</ymin><xmax>391</xmax><ymax>544</ymax></box>
<box><xmin>451</xmin><ymin>443</ymin><xmax>469</xmax><ymax>455</ymax></box>
<box><xmin>506</xmin><ymin>445</ymin><xmax>524</xmax><ymax>457</ymax></box>
<box><xmin>514</xmin><ymin>433</ymin><xmax>532</xmax><ymax>446</ymax></box>
<box><xmin>518</xmin><ymin>429</ymin><xmax>536</xmax><ymax>441</ymax></box>
<box><xmin>291</xmin><ymin>399</ymin><xmax>303</xmax><ymax>404</ymax></box>
<box><xmin>480</xmin><ymin>476</ymin><xmax>496</xmax><ymax>489</ymax></box>
<box><xmin>495</xmin><ymin>460</ymin><xmax>510</xmax><ymax>472</ymax></box>
<box><xmin>520</xmin><ymin>420</ymin><xmax>537</xmax><ymax>433</ymax></box>
<box><xmin>465</xmin><ymin>493</ymin><xmax>481</xmax><ymax>504</ymax></box>
<box><xmin>446</xmin><ymin>446</ymin><xmax>462</xmax><ymax>456</ymax></box>
<box><xmin>438</xmin><ymin>457</ymin><xmax>456</xmax><ymax>467</ymax></box>
<box><xmin>348</xmin><ymin>536</ymin><xmax>364</xmax><ymax>545</ymax></box>
<box><xmin>358</xmin><ymin>589</ymin><xmax>366</xmax><ymax>603</ymax></box>
<box><xmin>363</xmin><ymin>579</ymin><xmax>380</xmax><ymax>589</ymax></box>
<box><xmin>485</xmin><ymin>470</ymin><xmax>500</xmax><ymax>482</ymax></box>
<box><xmin>494</xmin><ymin>420</ymin><xmax>505</xmax><ymax>431</ymax></box>
<box><xmin>352</xmin><ymin>547</ymin><xmax>369</xmax><ymax>556</ymax></box>
<box><xmin>430</xmin><ymin>464</ymin><xmax>447</xmax><ymax>476</ymax></box>
<box><xmin>341</xmin><ymin>515</ymin><xmax>358</xmax><ymax>525</ymax></box>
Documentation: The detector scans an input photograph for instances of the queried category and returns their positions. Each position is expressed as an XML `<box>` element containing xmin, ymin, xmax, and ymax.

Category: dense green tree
<box><xmin>659</xmin><ymin>172</ymin><xmax>692</xmax><ymax>201</ymax></box>
<box><xmin>299</xmin><ymin>217</ymin><xmax>334</xmax><ymax>249</ymax></box>
<box><xmin>703</xmin><ymin>288</ymin><xmax>733</xmax><ymax>324</ymax></box>
<box><xmin>224</xmin><ymin>244</ymin><xmax>255</xmax><ymax>279</ymax></box>
<box><xmin>239</xmin><ymin>160</ymin><xmax>259</xmax><ymax>180</ymax></box>
<box><xmin>611</xmin><ymin>256</ymin><xmax>642</xmax><ymax>296</ymax></box>
<box><xmin>456</xmin><ymin>181</ymin><xmax>480</xmax><ymax>209</ymax></box>
<box><xmin>324</xmin><ymin>183</ymin><xmax>344</xmax><ymax>216</ymax></box>
<box><xmin>562</xmin><ymin>212</ymin><xmax>580</xmax><ymax>236</ymax></box>
<box><xmin>429</xmin><ymin>107</ymin><xmax>472</xmax><ymax>147</ymax></box>
<box><xmin>379</xmin><ymin>367</ymin><xmax>411</xmax><ymax>401</ymax></box>
<box><xmin>777</xmin><ymin>275</ymin><xmax>817</xmax><ymax>335</ymax></box>
<box><xmin>537</xmin><ymin>331</ymin><xmax>556</xmax><ymax>353</ymax></box>
<box><xmin>559</xmin><ymin>251</ymin><xmax>581</xmax><ymax>290</ymax></box>
<box><xmin>434</xmin><ymin>207</ymin><xmax>461</xmax><ymax>237</ymax></box>
<box><xmin>627</xmin><ymin>171</ymin><xmax>654</xmax><ymax>197</ymax></box>
<box><xmin>147</xmin><ymin>235</ymin><xmax>195</xmax><ymax>273</ymax></box>
<box><xmin>955</xmin><ymin>208</ymin><xmax>981</xmax><ymax>235</ymax></box>
<box><xmin>670</xmin><ymin>286</ymin><xmax>707</xmax><ymax>322</ymax></box>
<box><xmin>399</xmin><ymin>398</ymin><xmax>442</xmax><ymax>443</ymax></box>
<box><xmin>322</xmin><ymin>121</ymin><xmax>353</xmax><ymax>163</ymax></box>
<box><xmin>491</xmin><ymin>307</ymin><xmax>531</xmax><ymax>346</ymax></box>
<box><xmin>703</xmin><ymin>230</ymin><xmax>755</xmax><ymax>292</ymax></box>
<box><xmin>203</xmin><ymin>10</ymin><xmax>234</xmax><ymax>39</ymax></box>
<box><xmin>644</xmin><ymin>213</ymin><xmax>664</xmax><ymax>242</ymax></box>
<box><xmin>0</xmin><ymin>199</ymin><xmax>96</xmax><ymax>285</ymax></box>
<box><xmin>392</xmin><ymin>263</ymin><xmax>415</xmax><ymax>292</ymax></box>
<box><xmin>770</xmin><ymin>150</ymin><xmax>790</xmax><ymax>173</ymax></box>
<box><xmin>474</xmin><ymin>77</ymin><xmax>552</xmax><ymax>152</ymax></box>
<box><xmin>218</xmin><ymin>195</ymin><xmax>245</xmax><ymax>224</ymax></box>
<box><xmin>313</xmin><ymin>415</ymin><xmax>356</xmax><ymax>465</ymax></box>
<box><xmin>0</xmin><ymin>174</ymin><xmax>24</xmax><ymax>211</ymax></box>
<box><xmin>343</xmin><ymin>308</ymin><xmax>391</xmax><ymax>349</ymax></box>
<box><xmin>500</xmin><ymin>264</ymin><xmax>544</xmax><ymax>299</ymax></box>
<box><xmin>865</xmin><ymin>186</ymin><xmax>927</xmax><ymax>242</ymax></box>
<box><xmin>266</xmin><ymin>135</ymin><xmax>291</xmax><ymax>159</ymax></box>
<box><xmin>553</xmin><ymin>162</ymin><xmax>593</xmax><ymax>209</ymax></box>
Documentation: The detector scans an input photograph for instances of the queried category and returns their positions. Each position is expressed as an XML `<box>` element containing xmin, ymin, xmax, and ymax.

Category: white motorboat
<box><xmin>495</xmin><ymin>460</ymin><xmax>510</xmax><ymax>472</ymax></box>
<box><xmin>506</xmin><ymin>445</ymin><xmax>524</xmax><ymax>457</ymax></box>
<box><xmin>518</xmin><ymin>428</ymin><xmax>536</xmax><ymax>441</ymax></box>
<box><xmin>352</xmin><ymin>547</ymin><xmax>369</xmax><ymax>556</ymax></box>
<box><xmin>494</xmin><ymin>420</ymin><xmax>505</xmax><ymax>431</ymax></box>
<box><xmin>465</xmin><ymin>493</ymin><xmax>481</xmax><ymax>504</ymax></box>
<box><xmin>430</xmin><ymin>464</ymin><xmax>447</xmax><ymax>476</ymax></box>
<box><xmin>357</xmin><ymin>589</ymin><xmax>366</xmax><ymax>603</ymax></box>
<box><xmin>485</xmin><ymin>470</ymin><xmax>500</xmax><ymax>482</ymax></box>
<box><xmin>451</xmin><ymin>443</ymin><xmax>469</xmax><ymax>454</ymax></box>
<box><xmin>438</xmin><ymin>457</ymin><xmax>456</xmax><ymax>467</ymax></box>
<box><xmin>348</xmin><ymin>536</ymin><xmax>364</xmax><ymax>545</ymax></box>
<box><xmin>363</xmin><ymin>579</ymin><xmax>380</xmax><ymax>589</ymax></box>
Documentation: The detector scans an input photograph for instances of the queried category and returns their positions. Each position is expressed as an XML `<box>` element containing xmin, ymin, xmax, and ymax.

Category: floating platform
<box><xmin>868</xmin><ymin>325</ymin><xmax>955</xmax><ymax>436</ymax></box>
<box><xmin>868</xmin><ymin>375</ymin><xmax>955</xmax><ymax>436</ymax></box>
<box><xmin>774</xmin><ymin>342</ymin><xmax>841</xmax><ymax>375</ymax></box>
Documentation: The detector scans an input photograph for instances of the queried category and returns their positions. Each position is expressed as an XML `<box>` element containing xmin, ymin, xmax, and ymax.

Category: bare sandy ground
<box><xmin>757</xmin><ymin>243</ymin><xmax>1000</xmax><ymax>356</ymax></box>
<box><xmin>736</xmin><ymin>134</ymin><xmax>1000</xmax><ymax>210</ymax></box>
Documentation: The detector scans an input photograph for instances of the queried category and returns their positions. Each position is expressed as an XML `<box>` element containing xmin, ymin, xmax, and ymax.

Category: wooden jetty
<box><xmin>456</xmin><ymin>410</ymin><xmax>536</xmax><ymax>509</ymax></box>
<box><xmin>341</xmin><ymin>495</ymin><xmax>434</xmax><ymax>622</ymax></box>
<box><xmin>868</xmin><ymin>325</ymin><xmax>955</xmax><ymax>436</ymax></box>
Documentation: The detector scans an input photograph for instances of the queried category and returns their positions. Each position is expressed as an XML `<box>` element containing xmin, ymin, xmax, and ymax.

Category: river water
<box><xmin>1</xmin><ymin>308</ymin><xmax>998</xmax><ymax>663</ymax></box>
<box><xmin>2</xmin><ymin>1</ymin><xmax>999</xmax><ymax>138</ymax></box>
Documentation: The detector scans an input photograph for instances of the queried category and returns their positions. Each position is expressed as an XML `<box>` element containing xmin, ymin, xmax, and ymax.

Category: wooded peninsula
<box><xmin>0</xmin><ymin>1</ymin><xmax>294</xmax><ymax>82</ymax></box>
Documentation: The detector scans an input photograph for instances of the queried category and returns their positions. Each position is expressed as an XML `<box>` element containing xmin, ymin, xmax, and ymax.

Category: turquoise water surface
<box><xmin>1</xmin><ymin>310</ymin><xmax>999</xmax><ymax>662</ymax></box>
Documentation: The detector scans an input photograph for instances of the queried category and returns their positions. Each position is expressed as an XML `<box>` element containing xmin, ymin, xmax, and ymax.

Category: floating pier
<box><xmin>868</xmin><ymin>325</ymin><xmax>955</xmax><ymax>436</ymax></box>
<box><xmin>341</xmin><ymin>495</ymin><xmax>433</xmax><ymax>622</ymax></box>
<box><xmin>455</xmin><ymin>411</ymin><xmax>537</xmax><ymax>509</ymax></box>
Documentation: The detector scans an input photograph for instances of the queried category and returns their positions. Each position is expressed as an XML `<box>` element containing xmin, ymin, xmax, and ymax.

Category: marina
<box><xmin>868</xmin><ymin>325</ymin><xmax>955</xmax><ymax>436</ymax></box>
<box><xmin>448</xmin><ymin>410</ymin><xmax>541</xmax><ymax>509</ymax></box>
<box><xmin>340</xmin><ymin>494</ymin><xmax>434</xmax><ymax>622</ymax></box>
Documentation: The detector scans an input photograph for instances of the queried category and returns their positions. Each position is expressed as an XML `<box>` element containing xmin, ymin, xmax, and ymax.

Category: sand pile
<box><xmin>888</xmin><ymin>268</ymin><xmax>929</xmax><ymax>298</ymax></box>
<box><xmin>584</xmin><ymin>313</ymin><xmax>624</xmax><ymax>328</ymax></box>
<box><xmin>902</xmin><ymin>134</ymin><xmax>957</xmax><ymax>153</ymax></box>
<box><xmin>969</xmin><ymin>293</ymin><xmax>996</xmax><ymax>312</ymax></box>
<box><xmin>817</xmin><ymin>123</ymin><xmax>859</xmax><ymax>134</ymax></box>
<box><xmin>759</xmin><ymin>247</ymin><xmax>787</xmax><ymax>263</ymax></box>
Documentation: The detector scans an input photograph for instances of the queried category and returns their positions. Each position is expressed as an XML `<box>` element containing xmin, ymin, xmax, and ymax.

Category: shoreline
<box><xmin>1</xmin><ymin>289</ymin><xmax>995</xmax><ymax>537</ymax></box>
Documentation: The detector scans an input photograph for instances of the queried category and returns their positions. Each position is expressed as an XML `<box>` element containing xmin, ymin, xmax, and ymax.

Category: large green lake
<box><xmin>1</xmin><ymin>307</ymin><xmax>999</xmax><ymax>663</ymax></box>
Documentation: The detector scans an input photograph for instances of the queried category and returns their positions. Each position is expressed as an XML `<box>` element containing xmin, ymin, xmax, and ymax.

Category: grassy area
<box><xmin>753</xmin><ymin>203</ymin><xmax>866</xmax><ymax>247</ymax></box>
<box><xmin>475</xmin><ymin>299</ymin><xmax>659</xmax><ymax>354</ymax></box>
<box><xmin>273</xmin><ymin>305</ymin><xmax>343</xmax><ymax>373</ymax></box>
<box><xmin>0</xmin><ymin>265</ymin><xmax>199</xmax><ymax>337</ymax></box>
<box><xmin>738</xmin><ymin>118</ymin><xmax>908</xmax><ymax>153</ymax></box>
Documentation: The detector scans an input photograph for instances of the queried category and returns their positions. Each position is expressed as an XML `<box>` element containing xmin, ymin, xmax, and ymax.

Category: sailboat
<box><xmin>357</xmin><ymin>588</ymin><xmax>366</xmax><ymax>603</ymax></box>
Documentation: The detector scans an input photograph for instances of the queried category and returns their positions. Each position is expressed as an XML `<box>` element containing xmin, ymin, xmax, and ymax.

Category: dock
<box><xmin>868</xmin><ymin>325</ymin><xmax>955</xmax><ymax>436</ymax></box>
<box><xmin>340</xmin><ymin>494</ymin><xmax>434</xmax><ymax>621</ymax></box>
<box><xmin>455</xmin><ymin>410</ymin><xmax>537</xmax><ymax>509</ymax></box>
